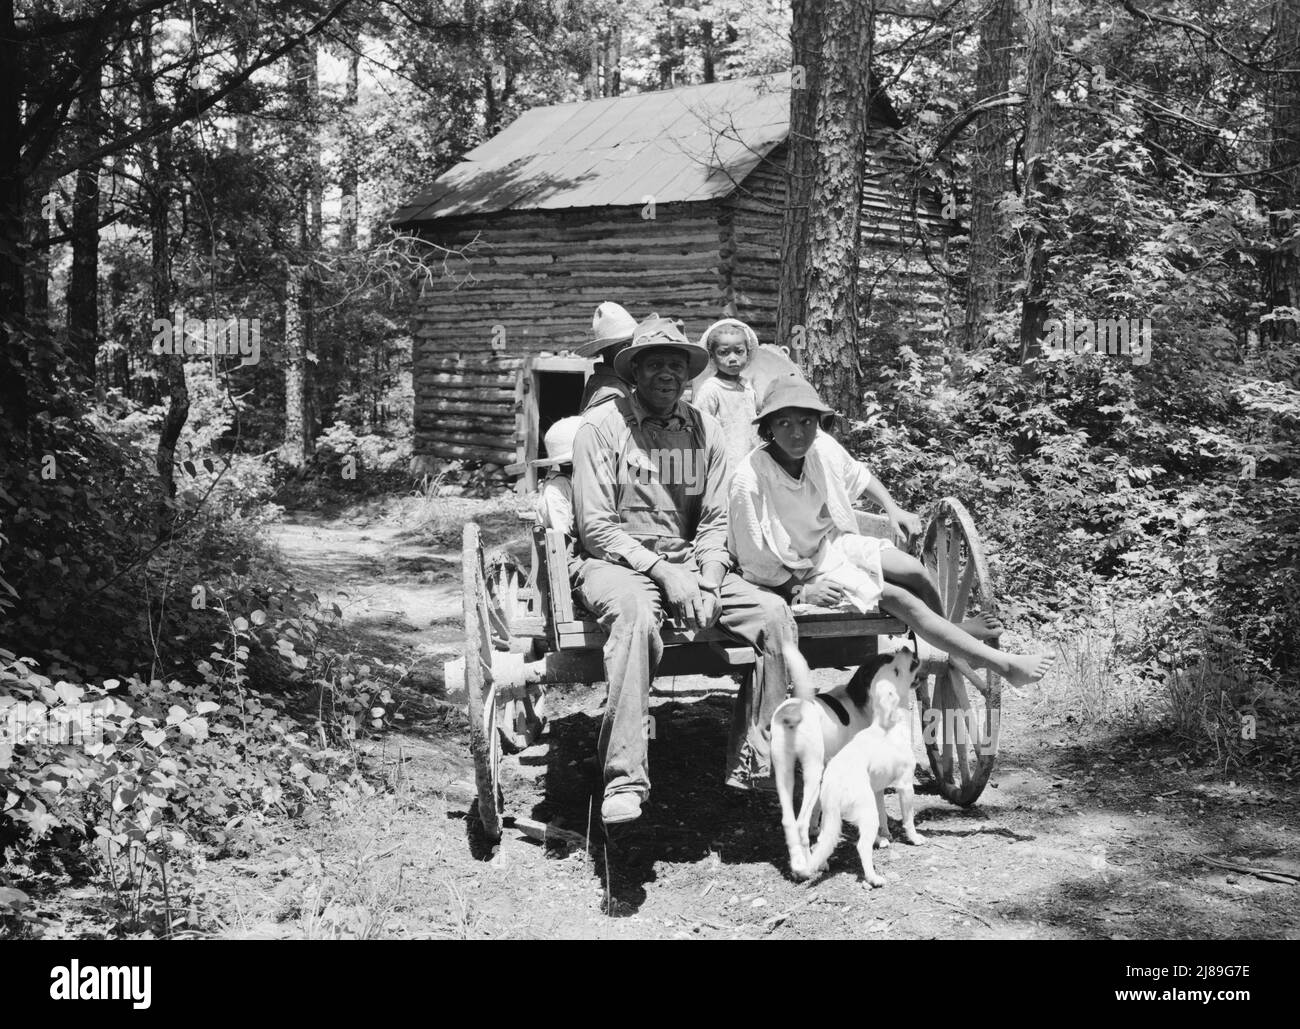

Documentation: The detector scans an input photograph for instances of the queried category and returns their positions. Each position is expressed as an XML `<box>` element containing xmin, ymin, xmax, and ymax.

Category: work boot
<box><xmin>601</xmin><ymin>792</ymin><xmax>643</xmax><ymax>826</ymax></box>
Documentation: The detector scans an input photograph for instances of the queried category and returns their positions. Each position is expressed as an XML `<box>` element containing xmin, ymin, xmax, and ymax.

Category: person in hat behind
<box><xmin>577</xmin><ymin>302</ymin><xmax>638</xmax><ymax>412</ymax></box>
<box><xmin>729</xmin><ymin>374</ymin><xmax>1056</xmax><ymax>686</ymax></box>
<box><xmin>534</xmin><ymin>415</ymin><xmax>583</xmax><ymax>538</ymax></box>
<box><xmin>571</xmin><ymin>316</ymin><xmax>806</xmax><ymax>826</ymax></box>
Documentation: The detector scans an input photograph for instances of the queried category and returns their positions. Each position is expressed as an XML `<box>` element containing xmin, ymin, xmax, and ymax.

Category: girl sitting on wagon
<box><xmin>728</xmin><ymin>375</ymin><xmax>1055</xmax><ymax>686</ymax></box>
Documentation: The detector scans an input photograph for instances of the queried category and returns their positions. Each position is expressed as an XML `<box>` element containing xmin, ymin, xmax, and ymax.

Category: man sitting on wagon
<box><xmin>575</xmin><ymin>301</ymin><xmax>637</xmax><ymax>412</ymax></box>
<box><xmin>570</xmin><ymin>314</ymin><xmax>798</xmax><ymax>826</ymax></box>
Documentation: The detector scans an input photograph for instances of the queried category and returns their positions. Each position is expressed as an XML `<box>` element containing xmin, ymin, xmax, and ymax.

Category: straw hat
<box><xmin>613</xmin><ymin>315</ymin><xmax>710</xmax><ymax>381</ymax></box>
<box><xmin>533</xmin><ymin>415</ymin><xmax>583</xmax><ymax>468</ymax></box>
<box><xmin>575</xmin><ymin>302</ymin><xmax>638</xmax><ymax>358</ymax></box>
<box><xmin>753</xmin><ymin>374</ymin><xmax>835</xmax><ymax>423</ymax></box>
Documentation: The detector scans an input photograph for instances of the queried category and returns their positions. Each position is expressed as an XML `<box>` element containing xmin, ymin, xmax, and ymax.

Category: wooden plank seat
<box><xmin>516</xmin><ymin>511</ymin><xmax>906</xmax><ymax>672</ymax></box>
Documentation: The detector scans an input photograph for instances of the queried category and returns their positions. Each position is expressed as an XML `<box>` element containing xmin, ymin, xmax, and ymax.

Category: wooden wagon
<box><xmin>445</xmin><ymin>498</ymin><xmax>1005</xmax><ymax>843</ymax></box>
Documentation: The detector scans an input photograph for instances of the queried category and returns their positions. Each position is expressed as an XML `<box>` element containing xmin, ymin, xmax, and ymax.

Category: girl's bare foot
<box><xmin>1002</xmin><ymin>652</ymin><xmax>1056</xmax><ymax>686</ymax></box>
<box><xmin>960</xmin><ymin>612</ymin><xmax>1004</xmax><ymax>641</ymax></box>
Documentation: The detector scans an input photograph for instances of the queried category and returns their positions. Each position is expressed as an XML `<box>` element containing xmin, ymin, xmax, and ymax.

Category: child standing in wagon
<box><xmin>693</xmin><ymin>318</ymin><xmax>761</xmax><ymax>473</ymax></box>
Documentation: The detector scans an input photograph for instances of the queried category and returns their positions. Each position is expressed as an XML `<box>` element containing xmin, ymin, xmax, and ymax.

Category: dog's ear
<box><xmin>848</xmin><ymin>652</ymin><xmax>894</xmax><ymax>708</ymax></box>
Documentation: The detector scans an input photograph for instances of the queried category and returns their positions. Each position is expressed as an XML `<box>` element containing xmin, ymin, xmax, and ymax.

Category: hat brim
<box><xmin>573</xmin><ymin>334</ymin><xmax>633</xmax><ymax>358</ymax></box>
<box><xmin>613</xmin><ymin>339</ymin><xmax>710</xmax><ymax>381</ymax></box>
<box><xmin>752</xmin><ymin>405</ymin><xmax>836</xmax><ymax>425</ymax></box>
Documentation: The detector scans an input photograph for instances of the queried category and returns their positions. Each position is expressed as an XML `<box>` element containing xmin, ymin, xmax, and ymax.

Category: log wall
<box><xmin>410</xmin><ymin>204</ymin><xmax>730</xmax><ymax>464</ymax></box>
<box><xmin>723</xmin><ymin>138</ymin><xmax>957</xmax><ymax>353</ymax></box>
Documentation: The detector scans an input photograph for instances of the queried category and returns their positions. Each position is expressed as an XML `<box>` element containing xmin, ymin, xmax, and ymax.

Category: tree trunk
<box><xmin>67</xmin><ymin>67</ymin><xmax>102</xmax><ymax>386</ymax></box>
<box><xmin>23</xmin><ymin>168</ymin><xmax>50</xmax><ymax>332</ymax></box>
<box><xmin>108</xmin><ymin>266</ymin><xmax>132</xmax><ymax>397</ymax></box>
<box><xmin>1265</xmin><ymin>0</ymin><xmax>1300</xmax><ymax>344</ymax></box>
<box><xmin>0</xmin><ymin>0</ymin><xmax>29</xmax><ymax>439</ymax></box>
<box><xmin>282</xmin><ymin>264</ymin><xmax>309</xmax><ymax>467</ymax></box>
<box><xmin>604</xmin><ymin>15</ymin><xmax>622</xmax><ymax>96</ymax></box>
<box><xmin>1017</xmin><ymin>0</ymin><xmax>1053</xmax><ymax>368</ymax></box>
<box><xmin>339</xmin><ymin>46</ymin><xmax>359</xmax><ymax>251</ymax></box>
<box><xmin>304</xmin><ymin>40</ymin><xmax>323</xmax><ymax>251</ymax></box>
<box><xmin>965</xmin><ymin>0</ymin><xmax>1015</xmax><ymax>350</ymax></box>
<box><xmin>141</xmin><ymin>17</ymin><xmax>187</xmax><ymax>514</ymax></box>
<box><xmin>801</xmin><ymin>0</ymin><xmax>874</xmax><ymax>418</ymax></box>
<box><xmin>657</xmin><ymin>3</ymin><xmax>679</xmax><ymax>88</ymax></box>
<box><xmin>777</xmin><ymin>0</ymin><xmax>826</xmax><ymax>358</ymax></box>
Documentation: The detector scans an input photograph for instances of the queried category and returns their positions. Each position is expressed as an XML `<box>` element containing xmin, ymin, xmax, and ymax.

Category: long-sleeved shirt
<box><xmin>572</xmin><ymin>390</ymin><xmax>730</xmax><ymax>574</ymax></box>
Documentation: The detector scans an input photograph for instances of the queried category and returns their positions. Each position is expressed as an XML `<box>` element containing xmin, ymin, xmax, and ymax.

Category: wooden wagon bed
<box><xmin>448</xmin><ymin>499</ymin><xmax>1006</xmax><ymax>842</ymax></box>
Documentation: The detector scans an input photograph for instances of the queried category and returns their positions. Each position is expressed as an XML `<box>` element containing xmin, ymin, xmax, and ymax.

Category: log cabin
<box><xmin>392</xmin><ymin>72</ymin><xmax>953</xmax><ymax>484</ymax></box>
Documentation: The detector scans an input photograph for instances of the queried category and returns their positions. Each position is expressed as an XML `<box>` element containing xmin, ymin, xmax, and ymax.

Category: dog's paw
<box><xmin>904</xmin><ymin>829</ymin><xmax>926</xmax><ymax>846</ymax></box>
<box><xmin>873</xmin><ymin>832</ymin><xmax>891</xmax><ymax>850</ymax></box>
<box><xmin>864</xmin><ymin>872</ymin><xmax>886</xmax><ymax>889</ymax></box>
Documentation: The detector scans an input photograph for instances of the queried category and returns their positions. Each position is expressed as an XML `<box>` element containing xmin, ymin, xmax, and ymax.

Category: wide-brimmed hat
<box><xmin>575</xmin><ymin>302</ymin><xmax>638</xmax><ymax>358</ymax></box>
<box><xmin>613</xmin><ymin>315</ymin><xmax>710</xmax><ymax>380</ymax></box>
<box><xmin>533</xmin><ymin>415</ymin><xmax>583</xmax><ymax>468</ymax></box>
<box><xmin>753</xmin><ymin>374</ymin><xmax>835</xmax><ymax>423</ymax></box>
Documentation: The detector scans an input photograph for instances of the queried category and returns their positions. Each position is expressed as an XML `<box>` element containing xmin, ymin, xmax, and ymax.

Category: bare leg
<box><xmin>880</xmin><ymin>550</ymin><xmax>1003</xmax><ymax>639</ymax></box>
<box><xmin>878</xmin><ymin>584</ymin><xmax>1055</xmax><ymax>687</ymax></box>
<box><xmin>880</xmin><ymin>550</ymin><xmax>943</xmax><ymax>615</ymax></box>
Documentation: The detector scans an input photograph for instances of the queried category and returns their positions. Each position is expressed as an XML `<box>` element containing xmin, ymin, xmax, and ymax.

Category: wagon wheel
<box><xmin>484</xmin><ymin>553</ymin><xmax>545</xmax><ymax>753</ymax></box>
<box><xmin>463</xmin><ymin>522</ymin><xmax>503</xmax><ymax>840</ymax></box>
<box><xmin>918</xmin><ymin>498</ymin><xmax>1002</xmax><ymax>807</ymax></box>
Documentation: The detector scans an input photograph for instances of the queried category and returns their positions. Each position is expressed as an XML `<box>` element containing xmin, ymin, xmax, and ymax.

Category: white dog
<box><xmin>771</xmin><ymin>645</ymin><xmax>920</xmax><ymax>879</ymax></box>
<box><xmin>802</xmin><ymin>650</ymin><xmax>925</xmax><ymax>886</ymax></box>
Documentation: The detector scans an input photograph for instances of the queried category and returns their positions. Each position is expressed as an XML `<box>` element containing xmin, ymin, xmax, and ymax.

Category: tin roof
<box><xmin>392</xmin><ymin>73</ymin><xmax>899</xmax><ymax>225</ymax></box>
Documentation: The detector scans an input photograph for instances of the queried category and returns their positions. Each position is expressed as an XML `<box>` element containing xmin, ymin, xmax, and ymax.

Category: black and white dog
<box><xmin>771</xmin><ymin>645</ymin><xmax>924</xmax><ymax>880</ymax></box>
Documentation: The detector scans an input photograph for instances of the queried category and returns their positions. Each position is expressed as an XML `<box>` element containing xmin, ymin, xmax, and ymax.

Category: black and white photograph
<box><xmin>1</xmin><ymin>0</ymin><xmax>1296</xmax><ymax>966</ymax></box>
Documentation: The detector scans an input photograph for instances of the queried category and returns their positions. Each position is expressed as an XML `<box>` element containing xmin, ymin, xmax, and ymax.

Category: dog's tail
<box><xmin>780</xmin><ymin>641</ymin><xmax>815</xmax><ymax>727</ymax></box>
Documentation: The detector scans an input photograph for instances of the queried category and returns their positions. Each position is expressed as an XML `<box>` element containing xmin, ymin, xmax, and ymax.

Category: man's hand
<box><xmin>648</xmin><ymin>560</ymin><xmax>707</xmax><ymax>629</ymax></box>
<box><xmin>798</xmin><ymin>580</ymin><xmax>849</xmax><ymax>608</ymax></box>
<box><xmin>890</xmin><ymin>508</ymin><xmax>923</xmax><ymax>549</ymax></box>
<box><xmin>697</xmin><ymin>580</ymin><xmax>722</xmax><ymax>628</ymax></box>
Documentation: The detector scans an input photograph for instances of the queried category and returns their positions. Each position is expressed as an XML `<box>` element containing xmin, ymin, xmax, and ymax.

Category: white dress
<box><xmin>692</xmin><ymin>376</ymin><xmax>759</xmax><ymax>474</ymax></box>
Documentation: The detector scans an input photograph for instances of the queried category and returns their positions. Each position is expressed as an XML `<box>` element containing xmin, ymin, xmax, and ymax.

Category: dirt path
<box><xmin>203</xmin><ymin>505</ymin><xmax>1300</xmax><ymax>939</ymax></box>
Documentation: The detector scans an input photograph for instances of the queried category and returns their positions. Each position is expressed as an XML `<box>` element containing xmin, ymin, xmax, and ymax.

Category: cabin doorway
<box><xmin>518</xmin><ymin>354</ymin><xmax>594</xmax><ymax>491</ymax></box>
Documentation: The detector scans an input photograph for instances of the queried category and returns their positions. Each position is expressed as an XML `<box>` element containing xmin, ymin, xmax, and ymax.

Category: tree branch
<box><xmin>38</xmin><ymin>0</ymin><xmax>355</xmax><ymax>179</ymax></box>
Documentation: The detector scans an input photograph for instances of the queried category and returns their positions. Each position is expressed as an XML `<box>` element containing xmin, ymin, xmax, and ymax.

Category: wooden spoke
<box><xmin>937</xmin><ymin>520</ymin><xmax>956</xmax><ymax>615</ymax></box>
<box><xmin>950</xmin><ymin>653</ymin><xmax>993</xmax><ymax>700</ymax></box>
<box><xmin>945</xmin><ymin>669</ymin><xmax>978</xmax><ymax>788</ymax></box>
<box><xmin>930</xmin><ymin>669</ymin><xmax>957</xmax><ymax>786</ymax></box>
<box><xmin>950</xmin><ymin>553</ymin><xmax>976</xmax><ymax>624</ymax></box>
